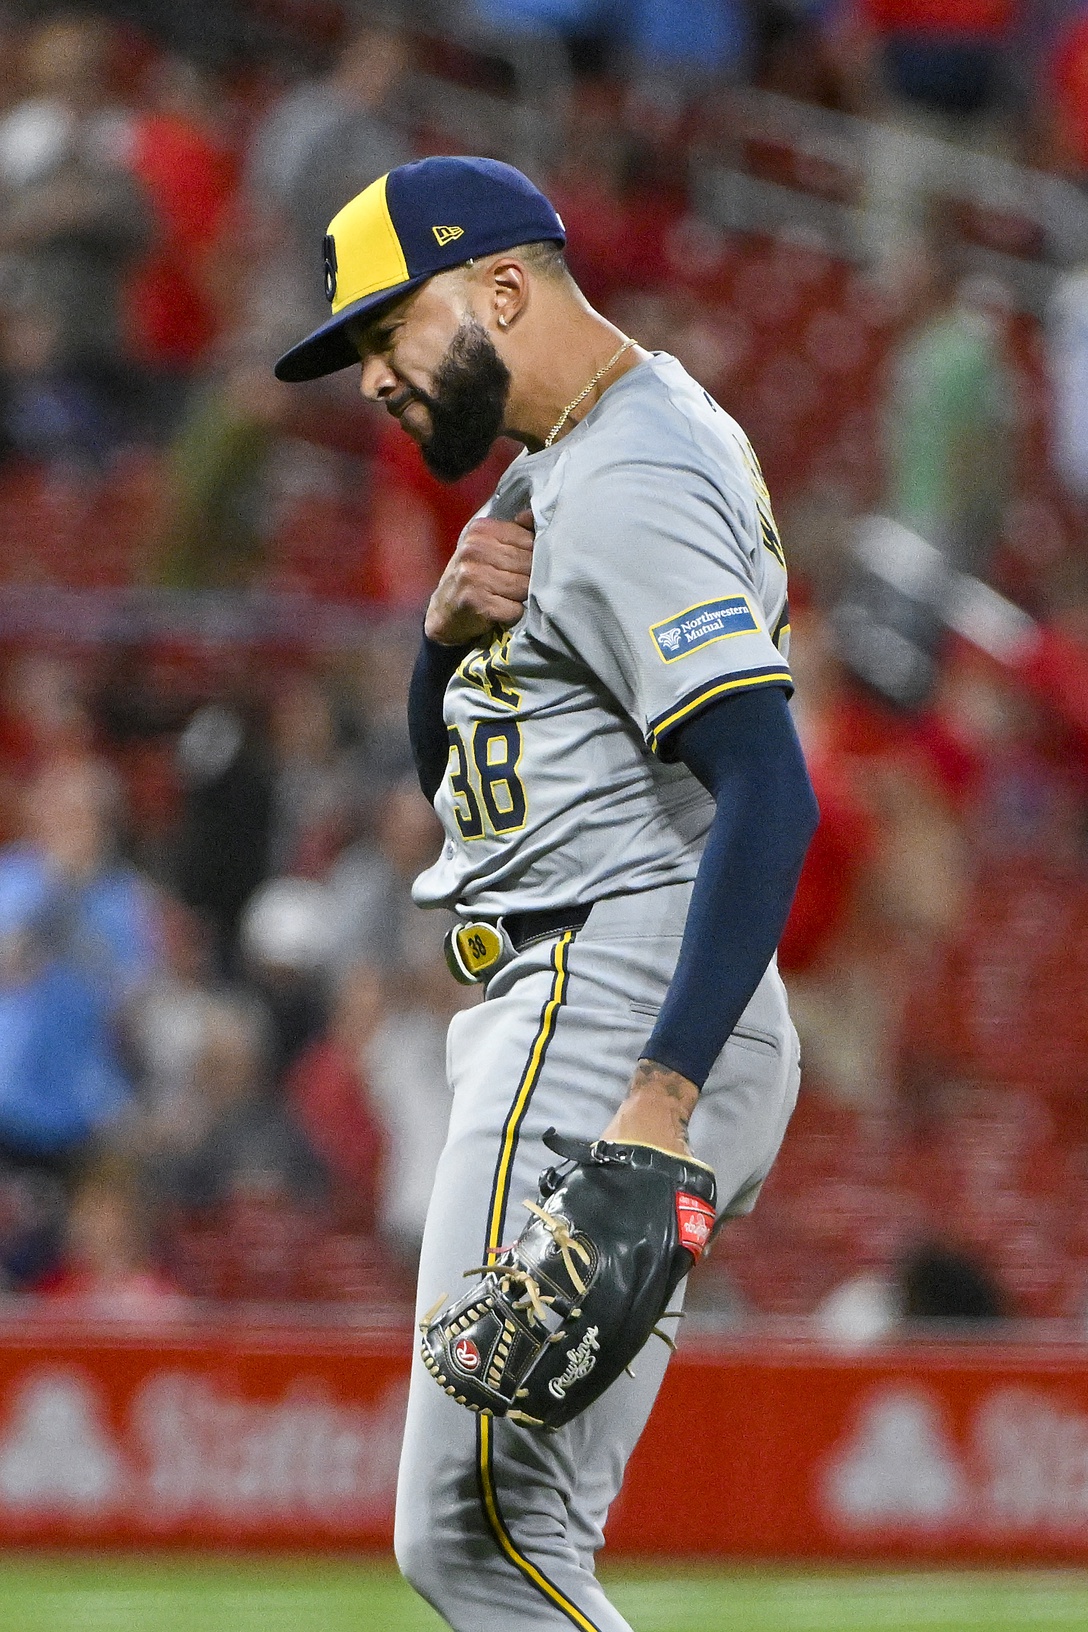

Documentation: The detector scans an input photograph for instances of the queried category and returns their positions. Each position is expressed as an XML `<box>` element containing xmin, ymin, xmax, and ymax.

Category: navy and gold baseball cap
<box><xmin>274</xmin><ymin>155</ymin><xmax>565</xmax><ymax>383</ymax></box>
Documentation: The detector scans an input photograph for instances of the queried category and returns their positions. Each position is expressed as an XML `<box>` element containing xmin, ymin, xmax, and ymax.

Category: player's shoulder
<box><xmin>557</xmin><ymin>352</ymin><xmax>753</xmax><ymax>491</ymax></box>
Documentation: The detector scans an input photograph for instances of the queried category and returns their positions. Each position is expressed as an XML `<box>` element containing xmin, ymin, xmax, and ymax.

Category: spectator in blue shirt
<box><xmin>0</xmin><ymin>757</ymin><xmax>159</xmax><ymax>1164</ymax></box>
<box><xmin>473</xmin><ymin>0</ymin><xmax>750</xmax><ymax>78</ymax></box>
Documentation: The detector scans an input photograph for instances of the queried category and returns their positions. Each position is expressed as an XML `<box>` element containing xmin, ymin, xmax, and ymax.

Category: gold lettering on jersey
<box><xmin>455</xmin><ymin>631</ymin><xmax>521</xmax><ymax>708</ymax></box>
<box><xmin>485</xmin><ymin>631</ymin><xmax>521</xmax><ymax>707</ymax></box>
<box><xmin>741</xmin><ymin>438</ymin><xmax>786</xmax><ymax>569</ymax></box>
<box><xmin>456</xmin><ymin>648</ymin><xmax>487</xmax><ymax>691</ymax></box>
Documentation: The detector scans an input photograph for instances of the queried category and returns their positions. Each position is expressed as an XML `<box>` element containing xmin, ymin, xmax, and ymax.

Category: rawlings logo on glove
<box><xmin>420</xmin><ymin>1130</ymin><xmax>716</xmax><ymax>1430</ymax></box>
<box><xmin>676</xmin><ymin>1192</ymin><xmax>715</xmax><ymax>1255</ymax></box>
<box><xmin>548</xmin><ymin>1326</ymin><xmax>600</xmax><ymax>1399</ymax></box>
<box><xmin>453</xmin><ymin>1337</ymin><xmax>481</xmax><ymax>1372</ymax></box>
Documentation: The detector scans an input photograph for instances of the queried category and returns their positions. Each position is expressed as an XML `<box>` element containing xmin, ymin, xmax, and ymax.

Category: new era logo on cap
<box><xmin>274</xmin><ymin>156</ymin><xmax>566</xmax><ymax>382</ymax></box>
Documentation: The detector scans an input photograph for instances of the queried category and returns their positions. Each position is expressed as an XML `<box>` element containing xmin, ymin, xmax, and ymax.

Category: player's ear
<box><xmin>488</xmin><ymin>256</ymin><xmax>528</xmax><ymax>334</ymax></box>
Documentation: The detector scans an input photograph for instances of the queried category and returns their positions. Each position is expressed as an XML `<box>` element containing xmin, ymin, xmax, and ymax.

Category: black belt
<box><xmin>504</xmin><ymin>903</ymin><xmax>592</xmax><ymax>953</ymax></box>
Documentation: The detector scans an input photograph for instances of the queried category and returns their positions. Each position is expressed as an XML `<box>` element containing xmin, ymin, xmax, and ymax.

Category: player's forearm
<box><xmin>642</xmin><ymin>687</ymin><xmax>819</xmax><ymax>1088</ymax></box>
<box><xmin>608</xmin><ymin>1058</ymin><xmax>701</xmax><ymax>1145</ymax></box>
<box><xmin>408</xmin><ymin>633</ymin><xmax>472</xmax><ymax>803</ymax></box>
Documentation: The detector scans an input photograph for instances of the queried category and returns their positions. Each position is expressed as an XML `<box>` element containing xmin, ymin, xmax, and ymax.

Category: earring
<box><xmin>498</xmin><ymin>315</ymin><xmax>510</xmax><ymax>329</ymax></box>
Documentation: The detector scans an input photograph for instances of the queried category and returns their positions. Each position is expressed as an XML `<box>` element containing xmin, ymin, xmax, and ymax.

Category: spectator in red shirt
<box><xmin>284</xmin><ymin>963</ymin><xmax>387</xmax><ymax>1231</ymax></box>
<box><xmin>124</xmin><ymin>56</ymin><xmax>239</xmax><ymax>420</ymax></box>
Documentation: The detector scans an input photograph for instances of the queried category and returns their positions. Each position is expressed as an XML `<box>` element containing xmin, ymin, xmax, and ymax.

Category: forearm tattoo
<box><xmin>632</xmin><ymin>1058</ymin><xmax>700</xmax><ymax>1135</ymax></box>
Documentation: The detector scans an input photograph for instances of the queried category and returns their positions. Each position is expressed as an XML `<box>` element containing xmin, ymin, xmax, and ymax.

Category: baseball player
<box><xmin>276</xmin><ymin>157</ymin><xmax>818</xmax><ymax>1632</ymax></box>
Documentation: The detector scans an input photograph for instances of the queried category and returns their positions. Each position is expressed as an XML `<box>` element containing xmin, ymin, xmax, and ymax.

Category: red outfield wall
<box><xmin>1</xmin><ymin>1320</ymin><xmax>1088</xmax><ymax>1560</ymax></box>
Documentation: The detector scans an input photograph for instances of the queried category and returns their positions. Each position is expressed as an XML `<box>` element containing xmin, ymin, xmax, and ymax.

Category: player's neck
<box><xmin>501</xmin><ymin>295</ymin><xmax>645</xmax><ymax>452</ymax></box>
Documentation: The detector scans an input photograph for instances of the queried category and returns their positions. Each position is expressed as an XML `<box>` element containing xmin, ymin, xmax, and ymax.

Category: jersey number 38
<box><xmin>447</xmin><ymin>722</ymin><xmax>527</xmax><ymax>839</ymax></box>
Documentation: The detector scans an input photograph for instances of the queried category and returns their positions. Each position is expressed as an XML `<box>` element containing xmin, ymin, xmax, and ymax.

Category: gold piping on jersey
<box><xmin>484</xmin><ymin>930</ymin><xmax>573</xmax><ymax>1264</ymax></box>
<box><xmin>477</xmin><ymin>931</ymin><xmax>602</xmax><ymax>1632</ymax></box>
<box><xmin>647</xmin><ymin>666</ymin><xmax>794</xmax><ymax>756</ymax></box>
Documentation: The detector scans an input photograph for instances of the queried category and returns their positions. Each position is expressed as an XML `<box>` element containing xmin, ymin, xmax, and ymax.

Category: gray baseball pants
<box><xmin>394</xmin><ymin>881</ymin><xmax>800</xmax><ymax>1630</ymax></box>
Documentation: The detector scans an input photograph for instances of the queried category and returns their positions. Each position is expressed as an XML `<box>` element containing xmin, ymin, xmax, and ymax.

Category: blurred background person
<box><xmin>36</xmin><ymin>1159</ymin><xmax>189</xmax><ymax>1319</ymax></box>
<box><xmin>882</xmin><ymin>208</ymin><xmax>1014</xmax><ymax>580</ymax></box>
<box><xmin>171</xmin><ymin>695</ymin><xmax>273</xmax><ymax>970</ymax></box>
<box><xmin>129</xmin><ymin>892</ymin><xmax>222</xmax><ymax>1154</ymax></box>
<box><xmin>363</xmin><ymin>950</ymin><xmax>461</xmax><ymax>1260</ymax></box>
<box><xmin>0</xmin><ymin>14</ymin><xmax>151</xmax><ymax>470</ymax></box>
<box><xmin>327</xmin><ymin>775</ymin><xmax>447</xmax><ymax>974</ymax></box>
<box><xmin>246</xmin><ymin>15</ymin><xmax>412</xmax><ymax>311</ymax></box>
<box><xmin>237</xmin><ymin>875</ymin><xmax>335</xmax><ymax>1076</ymax></box>
<box><xmin>284</xmin><ymin>961</ymin><xmax>387</xmax><ymax>1235</ymax></box>
<box><xmin>143</xmin><ymin>992</ymin><xmax>324</xmax><ymax>1214</ymax></box>
<box><xmin>0</xmin><ymin>760</ymin><xmax>157</xmax><ymax>1157</ymax></box>
<box><xmin>266</xmin><ymin>671</ymin><xmax>361</xmax><ymax>877</ymax></box>
<box><xmin>0</xmin><ymin>755</ymin><xmax>159</xmax><ymax>1285</ymax></box>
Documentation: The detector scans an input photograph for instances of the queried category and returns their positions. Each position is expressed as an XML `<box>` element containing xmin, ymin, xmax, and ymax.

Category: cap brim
<box><xmin>273</xmin><ymin>276</ymin><xmax>431</xmax><ymax>382</ymax></box>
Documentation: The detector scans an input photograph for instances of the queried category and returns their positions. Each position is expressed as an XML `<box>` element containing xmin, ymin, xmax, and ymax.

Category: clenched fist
<box><xmin>424</xmin><ymin>509</ymin><xmax>534</xmax><ymax>646</ymax></box>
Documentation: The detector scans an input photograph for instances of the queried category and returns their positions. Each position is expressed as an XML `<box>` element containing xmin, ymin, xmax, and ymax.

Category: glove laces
<box><xmin>522</xmin><ymin>1199</ymin><xmax>592</xmax><ymax>1294</ymax></box>
<box><xmin>460</xmin><ymin>1260</ymin><xmax>555</xmax><ymax>1326</ymax></box>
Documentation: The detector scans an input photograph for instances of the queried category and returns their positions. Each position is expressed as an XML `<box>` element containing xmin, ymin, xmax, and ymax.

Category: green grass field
<box><xmin>3</xmin><ymin>1558</ymin><xmax>1088</xmax><ymax>1632</ymax></box>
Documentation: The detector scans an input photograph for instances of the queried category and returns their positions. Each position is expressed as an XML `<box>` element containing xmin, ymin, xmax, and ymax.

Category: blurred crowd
<box><xmin>0</xmin><ymin>636</ymin><xmax>463</xmax><ymax>1316</ymax></box>
<box><xmin>0</xmin><ymin>0</ymin><xmax>1085</xmax><ymax>1334</ymax></box>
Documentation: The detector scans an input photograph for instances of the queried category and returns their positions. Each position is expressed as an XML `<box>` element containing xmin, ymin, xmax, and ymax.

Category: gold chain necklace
<box><xmin>543</xmin><ymin>337</ymin><xmax>635</xmax><ymax>448</ymax></box>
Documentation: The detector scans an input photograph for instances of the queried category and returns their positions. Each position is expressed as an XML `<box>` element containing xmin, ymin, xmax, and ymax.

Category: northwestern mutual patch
<box><xmin>650</xmin><ymin>595</ymin><xmax>759</xmax><ymax>662</ymax></box>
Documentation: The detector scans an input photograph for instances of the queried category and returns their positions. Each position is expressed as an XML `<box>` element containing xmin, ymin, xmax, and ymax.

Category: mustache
<box><xmin>387</xmin><ymin>384</ymin><xmax>436</xmax><ymax>417</ymax></box>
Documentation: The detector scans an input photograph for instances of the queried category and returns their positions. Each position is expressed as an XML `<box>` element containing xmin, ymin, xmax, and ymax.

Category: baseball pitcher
<box><xmin>276</xmin><ymin>156</ymin><xmax>818</xmax><ymax>1632</ymax></box>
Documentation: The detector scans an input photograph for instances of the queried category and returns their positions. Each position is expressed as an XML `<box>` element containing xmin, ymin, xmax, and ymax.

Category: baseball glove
<box><xmin>420</xmin><ymin>1129</ymin><xmax>717</xmax><ymax>1430</ymax></box>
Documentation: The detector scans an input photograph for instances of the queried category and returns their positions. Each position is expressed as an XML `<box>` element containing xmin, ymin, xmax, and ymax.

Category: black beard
<box><xmin>411</xmin><ymin>319</ymin><xmax>510</xmax><ymax>482</ymax></box>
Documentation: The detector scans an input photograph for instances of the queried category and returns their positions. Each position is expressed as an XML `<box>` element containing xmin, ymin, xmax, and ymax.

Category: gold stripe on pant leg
<box><xmin>475</xmin><ymin>931</ymin><xmax>604</xmax><ymax>1631</ymax></box>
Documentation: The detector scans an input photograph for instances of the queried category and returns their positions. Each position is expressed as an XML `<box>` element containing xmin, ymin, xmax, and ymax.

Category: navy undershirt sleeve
<box><xmin>642</xmin><ymin>686</ymin><xmax>819</xmax><ymax>1088</ymax></box>
<box><xmin>408</xmin><ymin>633</ymin><xmax>473</xmax><ymax>803</ymax></box>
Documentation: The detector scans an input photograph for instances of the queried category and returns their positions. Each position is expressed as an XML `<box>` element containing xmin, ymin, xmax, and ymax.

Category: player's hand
<box><xmin>425</xmin><ymin>509</ymin><xmax>534</xmax><ymax>646</ymax></box>
<box><xmin>600</xmin><ymin>1060</ymin><xmax>699</xmax><ymax>1159</ymax></box>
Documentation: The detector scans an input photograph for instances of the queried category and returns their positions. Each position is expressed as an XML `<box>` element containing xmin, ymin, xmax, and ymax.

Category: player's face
<box><xmin>353</xmin><ymin>278</ymin><xmax>511</xmax><ymax>482</ymax></box>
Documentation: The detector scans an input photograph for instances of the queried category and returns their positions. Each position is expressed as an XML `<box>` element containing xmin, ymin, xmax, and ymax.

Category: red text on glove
<box><xmin>676</xmin><ymin>1192</ymin><xmax>715</xmax><ymax>1258</ymax></box>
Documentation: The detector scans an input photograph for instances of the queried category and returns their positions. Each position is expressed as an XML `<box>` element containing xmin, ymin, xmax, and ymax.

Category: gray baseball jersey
<box><xmin>413</xmin><ymin>351</ymin><xmax>792</xmax><ymax>918</ymax></box>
